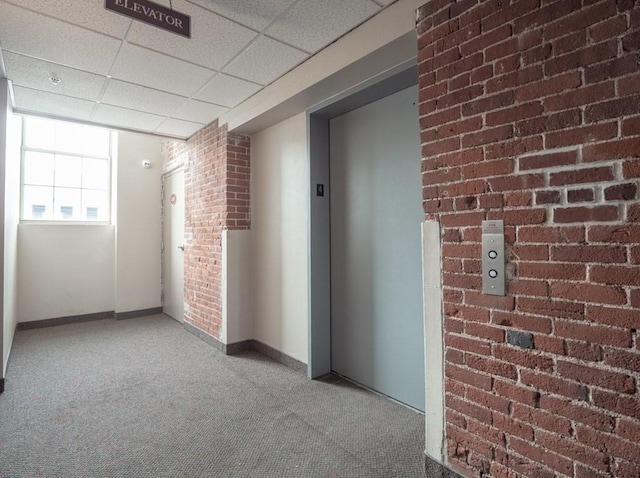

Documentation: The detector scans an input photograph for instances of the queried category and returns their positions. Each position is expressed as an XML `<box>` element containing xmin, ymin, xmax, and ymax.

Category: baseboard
<box><xmin>183</xmin><ymin>322</ymin><xmax>227</xmax><ymax>353</ymax></box>
<box><xmin>115</xmin><ymin>307</ymin><xmax>163</xmax><ymax>320</ymax></box>
<box><xmin>17</xmin><ymin>311</ymin><xmax>115</xmax><ymax>331</ymax></box>
<box><xmin>425</xmin><ymin>453</ymin><xmax>462</xmax><ymax>478</ymax></box>
<box><xmin>182</xmin><ymin>323</ymin><xmax>307</xmax><ymax>375</ymax></box>
<box><xmin>249</xmin><ymin>340</ymin><xmax>308</xmax><ymax>375</ymax></box>
<box><xmin>0</xmin><ymin>378</ymin><xmax>4</xmax><ymax>394</ymax></box>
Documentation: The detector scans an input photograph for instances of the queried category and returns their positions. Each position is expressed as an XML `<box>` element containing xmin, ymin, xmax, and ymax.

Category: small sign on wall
<box><xmin>105</xmin><ymin>0</ymin><xmax>191</xmax><ymax>38</ymax></box>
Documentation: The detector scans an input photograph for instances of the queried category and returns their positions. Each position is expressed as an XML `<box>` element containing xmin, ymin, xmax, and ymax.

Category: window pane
<box><xmin>82</xmin><ymin>158</ymin><xmax>109</xmax><ymax>190</ymax></box>
<box><xmin>53</xmin><ymin>188</ymin><xmax>81</xmax><ymax>221</ymax></box>
<box><xmin>24</xmin><ymin>117</ymin><xmax>55</xmax><ymax>150</ymax></box>
<box><xmin>81</xmin><ymin>126</ymin><xmax>110</xmax><ymax>157</ymax></box>
<box><xmin>55</xmin><ymin>121</ymin><xmax>85</xmax><ymax>155</ymax></box>
<box><xmin>23</xmin><ymin>151</ymin><xmax>54</xmax><ymax>186</ymax></box>
<box><xmin>54</xmin><ymin>155</ymin><xmax>82</xmax><ymax>188</ymax></box>
<box><xmin>82</xmin><ymin>190</ymin><xmax>108</xmax><ymax>221</ymax></box>
<box><xmin>23</xmin><ymin>185</ymin><xmax>53</xmax><ymax>220</ymax></box>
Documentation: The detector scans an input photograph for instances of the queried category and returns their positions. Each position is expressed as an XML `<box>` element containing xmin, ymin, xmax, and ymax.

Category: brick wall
<box><xmin>162</xmin><ymin>121</ymin><xmax>250</xmax><ymax>338</ymax></box>
<box><xmin>417</xmin><ymin>1</ymin><xmax>639</xmax><ymax>477</ymax></box>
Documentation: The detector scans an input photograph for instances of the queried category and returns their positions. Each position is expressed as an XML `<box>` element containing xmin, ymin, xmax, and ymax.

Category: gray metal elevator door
<box><xmin>330</xmin><ymin>85</ymin><xmax>425</xmax><ymax>411</ymax></box>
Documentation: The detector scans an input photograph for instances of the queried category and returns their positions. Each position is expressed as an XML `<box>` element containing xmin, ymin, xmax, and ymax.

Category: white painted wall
<box><xmin>222</xmin><ymin>229</ymin><xmax>252</xmax><ymax>344</ymax></box>
<box><xmin>3</xmin><ymin>85</ymin><xmax>21</xmax><ymax>375</ymax></box>
<box><xmin>251</xmin><ymin>113</ymin><xmax>309</xmax><ymax>363</ymax></box>
<box><xmin>18</xmin><ymin>225</ymin><xmax>115</xmax><ymax>321</ymax></box>
<box><xmin>115</xmin><ymin>132</ymin><xmax>162</xmax><ymax>313</ymax></box>
<box><xmin>17</xmin><ymin>131</ymin><xmax>163</xmax><ymax>323</ymax></box>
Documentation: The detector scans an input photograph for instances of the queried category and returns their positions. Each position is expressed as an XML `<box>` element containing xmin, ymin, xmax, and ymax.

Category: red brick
<box><xmin>584</xmin><ymin>138</ymin><xmax>640</xmax><ymax>163</ymax></box>
<box><xmin>516</xmin><ymin>71</ymin><xmax>582</xmax><ymax>102</ymax></box>
<box><xmin>447</xmin><ymin>394</ymin><xmax>493</xmax><ymax>425</ymax></box>
<box><xmin>534</xmin><ymin>334</ymin><xmax>565</xmax><ymax>355</ymax></box>
<box><xmin>461</xmin><ymin>125</ymin><xmax>513</xmax><ymax>148</ymax></box>
<box><xmin>630</xmin><ymin>205</ymin><xmax>640</xmax><ymax>223</ymax></box>
<box><xmin>466</xmin><ymin>387</ymin><xmax>510</xmax><ymax>415</ymax></box>
<box><xmin>543</xmin><ymin>81</ymin><xmax>615</xmax><ymax>111</ymax></box>
<box><xmin>552</xmin><ymin>281</ymin><xmax>627</xmax><ymax>306</ymax></box>
<box><xmin>460</xmin><ymin>158</ymin><xmax>513</xmax><ymax>179</ymax></box>
<box><xmin>616</xmin><ymin>418</ymin><xmax>640</xmax><ymax>443</ymax></box>
<box><xmin>554</xmin><ymin>206</ymin><xmax>620</xmax><ymax>223</ymax></box>
<box><xmin>604</xmin><ymin>183</ymin><xmax>637</xmax><ymax>201</ymax></box>
<box><xmin>545</xmin><ymin>0</ymin><xmax>617</xmax><ymax>40</ymax></box>
<box><xmin>586</xmin><ymin>95</ymin><xmax>640</xmax><ymax>123</ymax></box>
<box><xmin>507</xmin><ymin>278</ymin><xmax>548</xmax><ymax>297</ymax></box>
<box><xmin>464</xmin><ymin>322</ymin><xmax>505</xmax><ymax>342</ymax></box>
<box><xmin>619</xmin><ymin>74</ymin><xmax>640</xmax><ymax>97</ymax></box>
<box><xmin>556</xmin><ymin>319</ymin><xmax>632</xmax><ymax>348</ymax></box>
<box><xmin>544</xmin><ymin>40</ymin><xmax>618</xmax><ymax>77</ymax></box>
<box><xmin>446</xmin><ymin>363</ymin><xmax>493</xmax><ymax>391</ymax></box>
<box><xmin>492</xmin><ymin>311</ymin><xmax>552</xmax><ymax>334</ymax></box>
<box><xmin>520</xmin><ymin>369</ymin><xmax>588</xmax><ymax>400</ymax></box>
<box><xmin>446</xmin><ymin>334</ymin><xmax>492</xmax><ymax>356</ymax></box>
<box><xmin>589</xmin><ymin>14</ymin><xmax>627</xmax><ymax>42</ymax></box>
<box><xmin>462</xmin><ymin>91</ymin><xmax>514</xmax><ymax>117</ymax></box>
<box><xmin>593</xmin><ymin>389</ymin><xmax>640</xmax><ymax>419</ymax></box>
<box><xmin>549</xmin><ymin>166</ymin><xmax>614</xmax><ymax>187</ymax></box>
<box><xmin>540</xmin><ymin>395</ymin><xmax>615</xmax><ymax>432</ymax></box>
<box><xmin>518</xmin><ymin>225</ymin><xmax>585</xmax><ymax>243</ymax></box>
<box><xmin>439</xmin><ymin>180</ymin><xmax>485</xmax><ymax>198</ymax></box>
<box><xmin>487</xmin><ymin>174</ymin><xmax>544</xmax><ymax>192</ymax></box>
<box><xmin>485</xmin><ymin>136</ymin><xmax>543</xmax><ymax>160</ymax></box>
<box><xmin>504</xmin><ymin>190</ymin><xmax>533</xmax><ymax>206</ymax></box>
<box><xmin>536</xmin><ymin>190</ymin><xmax>561</xmax><ymax>204</ymax></box>
<box><xmin>518</xmin><ymin>296</ymin><xmax>585</xmax><ymax>320</ymax></box>
<box><xmin>585</xmin><ymin>54</ymin><xmax>640</xmax><ymax>84</ymax></box>
<box><xmin>557</xmin><ymin>360</ymin><xmax>636</xmax><ymax>393</ymax></box>
<box><xmin>509</xmin><ymin>436</ymin><xmax>573</xmax><ymax>476</ymax></box>
<box><xmin>519</xmin><ymin>261</ymin><xmax>586</xmax><ymax>280</ymax></box>
<box><xmin>420</xmin><ymin>106</ymin><xmax>461</xmax><ymax>129</ymax></box>
<box><xmin>587</xmin><ymin>225</ymin><xmax>640</xmax><ymax>243</ymax></box>
<box><xmin>466</xmin><ymin>354</ymin><xmax>517</xmax><ymax>380</ymax></box>
<box><xmin>493</xmin><ymin>345</ymin><xmax>554</xmax><ymax>371</ymax></box>
<box><xmin>551</xmin><ymin>245</ymin><xmax>627</xmax><ymax>264</ymax></box>
<box><xmin>612</xmin><ymin>458</ymin><xmax>640</xmax><ymax>478</ymax></box>
<box><xmin>574</xmin><ymin>464</ymin><xmax>610</xmax><ymax>478</ymax></box>
<box><xmin>604</xmin><ymin>348</ymin><xmax>640</xmax><ymax>373</ymax></box>
<box><xmin>576</xmin><ymin>424</ymin><xmax>640</xmax><ymax>463</ymax></box>
<box><xmin>591</xmin><ymin>265</ymin><xmax>640</xmax><ymax>286</ymax></box>
<box><xmin>465</xmin><ymin>291</ymin><xmax>515</xmax><ymax>311</ymax></box>
<box><xmin>587</xmin><ymin>305</ymin><xmax>640</xmax><ymax>329</ymax></box>
<box><xmin>437</xmin><ymin>52</ymin><xmax>485</xmax><ymax>82</ymax></box>
<box><xmin>537</xmin><ymin>429</ymin><xmax>610</xmax><ymax>472</ymax></box>
<box><xmin>519</xmin><ymin>150</ymin><xmax>577</xmax><ymax>170</ymax></box>
<box><xmin>493</xmin><ymin>379</ymin><xmax>539</xmax><ymax>407</ymax></box>
<box><xmin>492</xmin><ymin>412</ymin><xmax>534</xmax><ymax>440</ymax></box>
<box><xmin>444</xmin><ymin>272</ymin><xmax>482</xmax><ymax>289</ymax></box>
<box><xmin>567</xmin><ymin>188</ymin><xmax>595</xmax><ymax>203</ymax></box>
<box><xmin>486</xmin><ymin>65</ymin><xmax>543</xmax><ymax>94</ymax></box>
<box><xmin>487</xmin><ymin>208</ymin><xmax>546</xmax><ymax>225</ymax></box>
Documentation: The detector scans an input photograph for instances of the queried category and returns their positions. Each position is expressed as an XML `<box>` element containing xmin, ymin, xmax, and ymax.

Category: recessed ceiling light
<box><xmin>48</xmin><ymin>76</ymin><xmax>61</xmax><ymax>85</ymax></box>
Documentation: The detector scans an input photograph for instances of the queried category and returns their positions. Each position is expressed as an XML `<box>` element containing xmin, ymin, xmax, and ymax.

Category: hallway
<box><xmin>0</xmin><ymin>315</ymin><xmax>425</xmax><ymax>477</ymax></box>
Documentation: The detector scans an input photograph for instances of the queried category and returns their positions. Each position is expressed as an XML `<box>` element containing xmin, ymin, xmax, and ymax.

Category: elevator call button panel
<box><xmin>482</xmin><ymin>220</ymin><xmax>505</xmax><ymax>296</ymax></box>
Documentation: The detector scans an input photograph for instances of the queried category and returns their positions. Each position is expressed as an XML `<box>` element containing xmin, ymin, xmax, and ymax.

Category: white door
<box><xmin>163</xmin><ymin>168</ymin><xmax>184</xmax><ymax>322</ymax></box>
<box><xmin>330</xmin><ymin>85</ymin><xmax>425</xmax><ymax>411</ymax></box>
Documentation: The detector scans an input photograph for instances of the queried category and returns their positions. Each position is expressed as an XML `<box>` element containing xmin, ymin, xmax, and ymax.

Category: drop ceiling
<box><xmin>0</xmin><ymin>0</ymin><xmax>397</xmax><ymax>139</ymax></box>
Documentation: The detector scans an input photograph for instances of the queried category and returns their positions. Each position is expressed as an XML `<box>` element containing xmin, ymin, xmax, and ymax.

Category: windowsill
<box><xmin>19</xmin><ymin>221</ymin><xmax>114</xmax><ymax>226</ymax></box>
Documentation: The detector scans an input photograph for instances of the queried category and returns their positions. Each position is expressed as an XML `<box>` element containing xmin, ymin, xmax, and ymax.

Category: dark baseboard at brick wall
<box><xmin>183</xmin><ymin>322</ymin><xmax>307</xmax><ymax>376</ymax></box>
<box><xmin>115</xmin><ymin>307</ymin><xmax>163</xmax><ymax>320</ymax></box>
<box><xmin>425</xmin><ymin>454</ymin><xmax>462</xmax><ymax>478</ymax></box>
<box><xmin>17</xmin><ymin>311</ymin><xmax>115</xmax><ymax>330</ymax></box>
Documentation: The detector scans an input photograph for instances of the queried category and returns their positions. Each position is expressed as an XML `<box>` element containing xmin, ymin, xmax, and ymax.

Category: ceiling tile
<box><xmin>156</xmin><ymin>118</ymin><xmax>204</xmax><ymax>138</ymax></box>
<box><xmin>3</xmin><ymin>0</ymin><xmax>131</xmax><ymax>37</ymax></box>
<box><xmin>125</xmin><ymin>0</ymin><xmax>257</xmax><ymax>70</ymax></box>
<box><xmin>194</xmin><ymin>74</ymin><xmax>261</xmax><ymax>108</ymax></box>
<box><xmin>110</xmin><ymin>43</ymin><xmax>215</xmax><ymax>97</ymax></box>
<box><xmin>92</xmin><ymin>104</ymin><xmax>165</xmax><ymax>132</ymax></box>
<box><xmin>13</xmin><ymin>86</ymin><xmax>96</xmax><ymax>121</ymax></box>
<box><xmin>0</xmin><ymin>2</ymin><xmax>122</xmax><ymax>75</ymax></box>
<box><xmin>266</xmin><ymin>0</ymin><xmax>380</xmax><ymax>54</ymax></box>
<box><xmin>223</xmin><ymin>36</ymin><xmax>308</xmax><ymax>86</ymax></box>
<box><xmin>187</xmin><ymin>0</ymin><xmax>297</xmax><ymax>32</ymax></box>
<box><xmin>101</xmin><ymin>80</ymin><xmax>187</xmax><ymax>117</ymax></box>
<box><xmin>172</xmin><ymin>99</ymin><xmax>228</xmax><ymax>124</ymax></box>
<box><xmin>3</xmin><ymin>51</ymin><xmax>107</xmax><ymax>101</ymax></box>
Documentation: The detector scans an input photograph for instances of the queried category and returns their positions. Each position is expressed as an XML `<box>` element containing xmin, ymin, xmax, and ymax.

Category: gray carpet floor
<box><xmin>0</xmin><ymin>314</ymin><xmax>425</xmax><ymax>477</ymax></box>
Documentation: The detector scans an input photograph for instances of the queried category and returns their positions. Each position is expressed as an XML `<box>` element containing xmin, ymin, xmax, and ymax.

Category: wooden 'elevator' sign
<box><xmin>105</xmin><ymin>0</ymin><xmax>191</xmax><ymax>38</ymax></box>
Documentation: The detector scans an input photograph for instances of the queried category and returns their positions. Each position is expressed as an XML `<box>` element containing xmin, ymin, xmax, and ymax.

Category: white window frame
<box><xmin>19</xmin><ymin>116</ymin><xmax>114</xmax><ymax>225</ymax></box>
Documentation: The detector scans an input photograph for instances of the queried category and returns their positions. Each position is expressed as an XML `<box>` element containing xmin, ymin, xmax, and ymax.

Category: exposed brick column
<box><xmin>162</xmin><ymin>121</ymin><xmax>250</xmax><ymax>338</ymax></box>
<box><xmin>417</xmin><ymin>1</ymin><xmax>639</xmax><ymax>477</ymax></box>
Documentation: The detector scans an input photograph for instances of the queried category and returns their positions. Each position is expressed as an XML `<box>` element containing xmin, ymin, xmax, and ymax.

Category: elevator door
<box><xmin>330</xmin><ymin>85</ymin><xmax>424</xmax><ymax>411</ymax></box>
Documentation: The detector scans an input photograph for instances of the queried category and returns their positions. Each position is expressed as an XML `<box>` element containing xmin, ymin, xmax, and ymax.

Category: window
<box><xmin>21</xmin><ymin>117</ymin><xmax>112</xmax><ymax>222</ymax></box>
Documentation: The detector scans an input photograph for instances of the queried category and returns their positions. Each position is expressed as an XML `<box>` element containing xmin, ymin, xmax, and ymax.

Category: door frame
<box><xmin>306</xmin><ymin>64</ymin><xmax>418</xmax><ymax>379</ymax></box>
<box><xmin>162</xmin><ymin>165</ymin><xmax>185</xmax><ymax>322</ymax></box>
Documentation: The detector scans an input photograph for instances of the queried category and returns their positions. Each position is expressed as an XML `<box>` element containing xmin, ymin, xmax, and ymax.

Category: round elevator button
<box><xmin>488</xmin><ymin>250</ymin><xmax>498</xmax><ymax>259</ymax></box>
<box><xmin>489</xmin><ymin>269</ymin><xmax>498</xmax><ymax>278</ymax></box>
